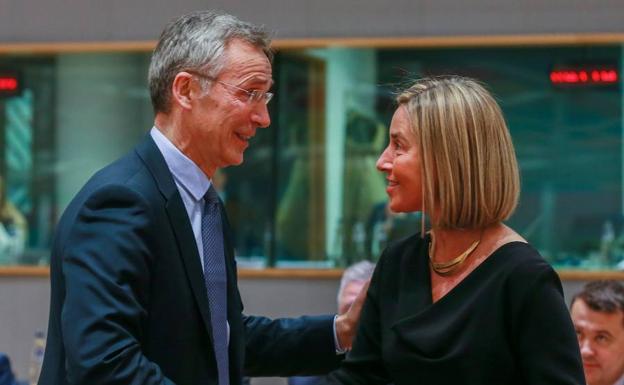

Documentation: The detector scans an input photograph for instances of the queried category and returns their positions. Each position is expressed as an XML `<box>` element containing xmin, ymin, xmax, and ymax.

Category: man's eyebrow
<box><xmin>596</xmin><ymin>329</ymin><xmax>614</xmax><ymax>337</ymax></box>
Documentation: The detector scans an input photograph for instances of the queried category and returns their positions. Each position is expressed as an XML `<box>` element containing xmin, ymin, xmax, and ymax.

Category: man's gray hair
<box><xmin>148</xmin><ymin>10</ymin><xmax>273</xmax><ymax>113</ymax></box>
<box><xmin>337</xmin><ymin>261</ymin><xmax>376</xmax><ymax>304</ymax></box>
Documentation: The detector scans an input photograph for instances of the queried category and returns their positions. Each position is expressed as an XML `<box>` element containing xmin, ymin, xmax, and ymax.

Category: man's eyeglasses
<box><xmin>187</xmin><ymin>71</ymin><xmax>273</xmax><ymax>105</ymax></box>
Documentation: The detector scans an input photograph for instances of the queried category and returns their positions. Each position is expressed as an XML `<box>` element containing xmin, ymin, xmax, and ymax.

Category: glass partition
<box><xmin>1</xmin><ymin>42</ymin><xmax>622</xmax><ymax>270</ymax></box>
<box><xmin>0</xmin><ymin>53</ymin><xmax>152</xmax><ymax>266</ymax></box>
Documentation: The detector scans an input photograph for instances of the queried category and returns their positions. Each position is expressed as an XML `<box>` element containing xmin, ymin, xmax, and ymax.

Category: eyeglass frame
<box><xmin>185</xmin><ymin>70</ymin><xmax>274</xmax><ymax>105</ymax></box>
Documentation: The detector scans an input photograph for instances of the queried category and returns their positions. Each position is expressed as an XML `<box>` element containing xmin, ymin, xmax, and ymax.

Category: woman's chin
<box><xmin>389</xmin><ymin>198</ymin><xmax>421</xmax><ymax>213</ymax></box>
<box><xmin>388</xmin><ymin>201</ymin><xmax>407</xmax><ymax>213</ymax></box>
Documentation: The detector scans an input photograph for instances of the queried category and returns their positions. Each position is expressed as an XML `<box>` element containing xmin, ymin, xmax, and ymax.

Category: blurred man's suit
<box><xmin>38</xmin><ymin>135</ymin><xmax>341</xmax><ymax>385</ymax></box>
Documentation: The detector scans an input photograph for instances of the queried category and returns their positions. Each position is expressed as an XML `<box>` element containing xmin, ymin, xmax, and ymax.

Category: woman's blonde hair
<box><xmin>397</xmin><ymin>76</ymin><xmax>519</xmax><ymax>229</ymax></box>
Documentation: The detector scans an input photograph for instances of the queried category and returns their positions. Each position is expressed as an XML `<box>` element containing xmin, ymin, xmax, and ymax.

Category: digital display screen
<box><xmin>0</xmin><ymin>71</ymin><xmax>22</xmax><ymax>97</ymax></box>
<box><xmin>550</xmin><ymin>67</ymin><xmax>618</xmax><ymax>86</ymax></box>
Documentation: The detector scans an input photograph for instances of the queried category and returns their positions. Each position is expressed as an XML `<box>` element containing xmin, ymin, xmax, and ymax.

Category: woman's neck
<box><xmin>429</xmin><ymin>225</ymin><xmax>495</xmax><ymax>263</ymax></box>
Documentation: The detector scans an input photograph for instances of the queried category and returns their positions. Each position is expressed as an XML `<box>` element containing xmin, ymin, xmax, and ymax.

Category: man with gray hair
<box><xmin>571</xmin><ymin>281</ymin><xmax>624</xmax><ymax>385</ymax></box>
<box><xmin>337</xmin><ymin>261</ymin><xmax>375</xmax><ymax>315</ymax></box>
<box><xmin>39</xmin><ymin>10</ymin><xmax>364</xmax><ymax>385</ymax></box>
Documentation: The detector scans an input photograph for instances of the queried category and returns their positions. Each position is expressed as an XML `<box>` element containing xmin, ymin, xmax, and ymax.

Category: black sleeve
<box><xmin>324</xmin><ymin>250</ymin><xmax>392</xmax><ymax>385</ymax></box>
<box><xmin>511</xmin><ymin>262</ymin><xmax>586</xmax><ymax>385</ymax></box>
<box><xmin>61</xmin><ymin>185</ymin><xmax>175</xmax><ymax>385</ymax></box>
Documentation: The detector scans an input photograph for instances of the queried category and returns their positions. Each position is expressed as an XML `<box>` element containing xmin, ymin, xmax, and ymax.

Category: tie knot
<box><xmin>204</xmin><ymin>185</ymin><xmax>220</xmax><ymax>204</ymax></box>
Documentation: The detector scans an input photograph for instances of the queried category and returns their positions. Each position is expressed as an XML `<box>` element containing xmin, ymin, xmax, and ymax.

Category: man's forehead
<box><xmin>343</xmin><ymin>280</ymin><xmax>366</xmax><ymax>293</ymax></box>
<box><xmin>240</xmin><ymin>74</ymin><xmax>274</xmax><ymax>86</ymax></box>
<box><xmin>220</xmin><ymin>57</ymin><xmax>273</xmax><ymax>87</ymax></box>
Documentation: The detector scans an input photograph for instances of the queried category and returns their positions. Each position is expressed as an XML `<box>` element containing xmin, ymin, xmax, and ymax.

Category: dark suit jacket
<box><xmin>39</xmin><ymin>135</ymin><xmax>341</xmax><ymax>385</ymax></box>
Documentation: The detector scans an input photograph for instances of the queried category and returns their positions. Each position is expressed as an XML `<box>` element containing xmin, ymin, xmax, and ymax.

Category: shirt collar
<box><xmin>150</xmin><ymin>126</ymin><xmax>211</xmax><ymax>201</ymax></box>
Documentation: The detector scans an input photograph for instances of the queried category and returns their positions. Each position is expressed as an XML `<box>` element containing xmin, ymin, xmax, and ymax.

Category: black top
<box><xmin>327</xmin><ymin>233</ymin><xmax>585</xmax><ymax>385</ymax></box>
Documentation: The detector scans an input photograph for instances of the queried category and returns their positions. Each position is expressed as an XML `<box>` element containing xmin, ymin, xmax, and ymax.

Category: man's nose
<box><xmin>252</xmin><ymin>103</ymin><xmax>271</xmax><ymax>128</ymax></box>
<box><xmin>580</xmin><ymin>340</ymin><xmax>595</xmax><ymax>357</ymax></box>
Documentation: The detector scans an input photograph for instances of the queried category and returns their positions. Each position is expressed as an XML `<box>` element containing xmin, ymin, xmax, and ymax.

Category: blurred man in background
<box><xmin>571</xmin><ymin>281</ymin><xmax>624</xmax><ymax>385</ymax></box>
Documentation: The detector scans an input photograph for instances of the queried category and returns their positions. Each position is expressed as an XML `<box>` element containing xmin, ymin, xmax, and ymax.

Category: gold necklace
<box><xmin>428</xmin><ymin>231</ymin><xmax>481</xmax><ymax>276</ymax></box>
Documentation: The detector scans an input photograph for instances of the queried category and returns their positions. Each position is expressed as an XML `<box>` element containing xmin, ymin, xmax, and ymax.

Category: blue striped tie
<box><xmin>202</xmin><ymin>186</ymin><xmax>229</xmax><ymax>385</ymax></box>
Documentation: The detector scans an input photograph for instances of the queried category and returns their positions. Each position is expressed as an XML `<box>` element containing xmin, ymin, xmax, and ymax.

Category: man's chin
<box><xmin>583</xmin><ymin>368</ymin><xmax>600</xmax><ymax>385</ymax></box>
<box><xmin>222</xmin><ymin>153</ymin><xmax>244</xmax><ymax>167</ymax></box>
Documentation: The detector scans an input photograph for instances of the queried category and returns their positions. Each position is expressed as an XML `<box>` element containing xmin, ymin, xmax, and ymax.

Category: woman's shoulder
<box><xmin>489</xmin><ymin>241</ymin><xmax>562</xmax><ymax>300</ymax></box>
<box><xmin>484</xmin><ymin>225</ymin><xmax>553</xmax><ymax>277</ymax></box>
<box><xmin>492</xmin><ymin>241</ymin><xmax>553</xmax><ymax>274</ymax></box>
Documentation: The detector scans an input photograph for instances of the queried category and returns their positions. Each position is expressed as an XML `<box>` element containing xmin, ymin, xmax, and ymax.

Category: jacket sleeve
<box><xmin>243</xmin><ymin>314</ymin><xmax>343</xmax><ymax>376</ymax></box>
<box><xmin>61</xmin><ymin>184</ymin><xmax>175</xmax><ymax>385</ymax></box>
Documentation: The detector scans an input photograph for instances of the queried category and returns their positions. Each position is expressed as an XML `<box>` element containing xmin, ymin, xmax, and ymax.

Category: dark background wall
<box><xmin>1</xmin><ymin>0</ymin><xmax>623</xmax><ymax>43</ymax></box>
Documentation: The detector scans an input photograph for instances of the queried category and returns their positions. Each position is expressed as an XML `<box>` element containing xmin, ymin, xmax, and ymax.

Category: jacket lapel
<box><xmin>165</xmin><ymin>197</ymin><xmax>214</xmax><ymax>341</ymax></box>
<box><xmin>134</xmin><ymin>134</ymin><xmax>214</xmax><ymax>341</ymax></box>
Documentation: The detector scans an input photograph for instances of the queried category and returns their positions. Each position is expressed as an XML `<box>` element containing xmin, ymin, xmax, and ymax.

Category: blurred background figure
<box><xmin>0</xmin><ymin>353</ymin><xmax>26</xmax><ymax>385</ymax></box>
<box><xmin>571</xmin><ymin>281</ymin><xmax>624</xmax><ymax>385</ymax></box>
<box><xmin>0</xmin><ymin>175</ymin><xmax>27</xmax><ymax>264</ymax></box>
<box><xmin>289</xmin><ymin>261</ymin><xmax>376</xmax><ymax>385</ymax></box>
<box><xmin>336</xmin><ymin>261</ymin><xmax>376</xmax><ymax>315</ymax></box>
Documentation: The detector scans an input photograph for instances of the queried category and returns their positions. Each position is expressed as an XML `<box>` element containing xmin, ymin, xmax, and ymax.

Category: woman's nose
<box><xmin>376</xmin><ymin>147</ymin><xmax>392</xmax><ymax>172</ymax></box>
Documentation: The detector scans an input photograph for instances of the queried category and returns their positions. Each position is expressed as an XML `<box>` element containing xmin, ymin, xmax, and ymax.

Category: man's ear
<box><xmin>171</xmin><ymin>72</ymin><xmax>197</xmax><ymax>110</ymax></box>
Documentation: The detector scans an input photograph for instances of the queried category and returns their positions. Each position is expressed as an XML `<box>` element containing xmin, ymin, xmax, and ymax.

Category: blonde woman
<box><xmin>325</xmin><ymin>76</ymin><xmax>584</xmax><ymax>385</ymax></box>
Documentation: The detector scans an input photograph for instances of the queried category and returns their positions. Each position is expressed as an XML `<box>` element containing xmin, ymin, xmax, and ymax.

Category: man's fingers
<box><xmin>348</xmin><ymin>279</ymin><xmax>370</xmax><ymax>316</ymax></box>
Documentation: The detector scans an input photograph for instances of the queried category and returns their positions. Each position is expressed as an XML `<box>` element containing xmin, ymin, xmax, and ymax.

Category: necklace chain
<box><xmin>428</xmin><ymin>231</ymin><xmax>482</xmax><ymax>276</ymax></box>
